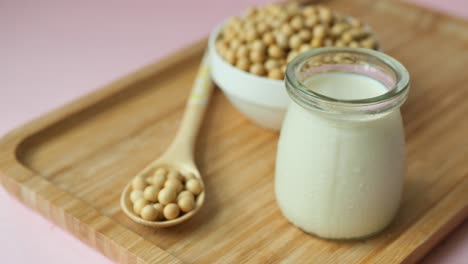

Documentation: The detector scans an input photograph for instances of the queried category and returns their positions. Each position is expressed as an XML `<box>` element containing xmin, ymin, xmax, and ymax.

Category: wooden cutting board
<box><xmin>1</xmin><ymin>0</ymin><xmax>467</xmax><ymax>263</ymax></box>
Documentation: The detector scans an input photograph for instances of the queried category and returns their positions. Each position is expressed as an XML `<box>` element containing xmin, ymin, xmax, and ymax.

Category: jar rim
<box><xmin>285</xmin><ymin>47</ymin><xmax>410</xmax><ymax>115</ymax></box>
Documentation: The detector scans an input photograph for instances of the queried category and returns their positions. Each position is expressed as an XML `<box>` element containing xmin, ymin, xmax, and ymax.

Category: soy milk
<box><xmin>276</xmin><ymin>72</ymin><xmax>406</xmax><ymax>239</ymax></box>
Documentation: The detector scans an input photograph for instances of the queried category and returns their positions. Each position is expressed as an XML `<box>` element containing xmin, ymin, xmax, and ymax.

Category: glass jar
<box><xmin>275</xmin><ymin>48</ymin><xmax>410</xmax><ymax>240</ymax></box>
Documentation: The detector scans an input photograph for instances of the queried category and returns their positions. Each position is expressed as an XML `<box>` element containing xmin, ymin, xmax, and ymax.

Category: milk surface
<box><xmin>276</xmin><ymin>72</ymin><xmax>405</xmax><ymax>239</ymax></box>
<box><xmin>307</xmin><ymin>72</ymin><xmax>387</xmax><ymax>100</ymax></box>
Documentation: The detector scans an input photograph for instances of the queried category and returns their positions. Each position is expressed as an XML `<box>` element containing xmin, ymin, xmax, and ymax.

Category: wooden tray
<box><xmin>1</xmin><ymin>0</ymin><xmax>467</xmax><ymax>263</ymax></box>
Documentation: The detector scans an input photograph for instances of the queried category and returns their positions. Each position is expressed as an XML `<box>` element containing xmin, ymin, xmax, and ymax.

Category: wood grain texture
<box><xmin>1</xmin><ymin>0</ymin><xmax>467</xmax><ymax>263</ymax></box>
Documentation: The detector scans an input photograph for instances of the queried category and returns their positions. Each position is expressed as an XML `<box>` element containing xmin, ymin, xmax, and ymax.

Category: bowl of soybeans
<box><xmin>209</xmin><ymin>2</ymin><xmax>379</xmax><ymax>130</ymax></box>
<box><xmin>123</xmin><ymin>167</ymin><xmax>204</xmax><ymax>226</ymax></box>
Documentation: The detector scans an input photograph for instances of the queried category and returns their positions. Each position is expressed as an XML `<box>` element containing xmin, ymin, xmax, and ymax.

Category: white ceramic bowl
<box><xmin>209</xmin><ymin>24</ymin><xmax>290</xmax><ymax>131</ymax></box>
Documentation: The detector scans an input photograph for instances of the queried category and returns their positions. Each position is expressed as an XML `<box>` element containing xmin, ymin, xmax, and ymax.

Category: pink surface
<box><xmin>0</xmin><ymin>0</ymin><xmax>467</xmax><ymax>263</ymax></box>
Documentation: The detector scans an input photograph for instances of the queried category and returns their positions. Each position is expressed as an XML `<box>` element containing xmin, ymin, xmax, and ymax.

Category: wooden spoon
<box><xmin>120</xmin><ymin>51</ymin><xmax>213</xmax><ymax>227</ymax></box>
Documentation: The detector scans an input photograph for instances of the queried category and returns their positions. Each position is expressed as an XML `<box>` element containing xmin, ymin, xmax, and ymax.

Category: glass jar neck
<box><xmin>285</xmin><ymin>48</ymin><xmax>410</xmax><ymax>117</ymax></box>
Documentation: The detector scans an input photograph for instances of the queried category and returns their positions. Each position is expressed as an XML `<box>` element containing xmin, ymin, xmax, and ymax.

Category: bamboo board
<box><xmin>1</xmin><ymin>0</ymin><xmax>467</xmax><ymax>263</ymax></box>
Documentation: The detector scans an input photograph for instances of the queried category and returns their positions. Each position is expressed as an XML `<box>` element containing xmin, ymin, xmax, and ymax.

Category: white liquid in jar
<box><xmin>276</xmin><ymin>72</ymin><xmax>405</xmax><ymax>239</ymax></box>
<box><xmin>307</xmin><ymin>72</ymin><xmax>388</xmax><ymax>100</ymax></box>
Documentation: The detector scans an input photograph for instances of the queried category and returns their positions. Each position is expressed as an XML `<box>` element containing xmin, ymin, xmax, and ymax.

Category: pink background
<box><xmin>1</xmin><ymin>0</ymin><xmax>467</xmax><ymax>263</ymax></box>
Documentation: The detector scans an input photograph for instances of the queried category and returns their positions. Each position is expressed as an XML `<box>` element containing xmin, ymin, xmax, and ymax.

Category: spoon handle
<box><xmin>162</xmin><ymin>51</ymin><xmax>214</xmax><ymax>164</ymax></box>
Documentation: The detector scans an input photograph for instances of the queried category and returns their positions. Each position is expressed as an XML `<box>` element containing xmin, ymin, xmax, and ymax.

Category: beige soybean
<box><xmin>152</xmin><ymin>173</ymin><xmax>166</xmax><ymax>188</ymax></box>
<box><xmin>268</xmin><ymin>45</ymin><xmax>285</xmax><ymax>59</ymax></box>
<box><xmin>318</xmin><ymin>7</ymin><xmax>333</xmax><ymax>24</ymax></box>
<box><xmin>236</xmin><ymin>57</ymin><xmax>251</xmax><ymax>71</ymax></box>
<box><xmin>130</xmin><ymin>190</ymin><xmax>144</xmax><ymax>203</ymax></box>
<box><xmin>141</xmin><ymin>204</ymin><xmax>159</xmax><ymax>221</ymax></box>
<box><xmin>290</xmin><ymin>16</ymin><xmax>304</xmax><ymax>31</ymax></box>
<box><xmin>280</xmin><ymin>24</ymin><xmax>294</xmax><ymax>36</ymax></box>
<box><xmin>331</xmin><ymin>23</ymin><xmax>348</xmax><ymax>37</ymax></box>
<box><xmin>299</xmin><ymin>44</ymin><xmax>312</xmax><ymax>53</ymax></box>
<box><xmin>249</xmin><ymin>50</ymin><xmax>266</xmax><ymax>63</ymax></box>
<box><xmin>164</xmin><ymin>203</ymin><xmax>180</xmax><ymax>220</ymax></box>
<box><xmin>361</xmin><ymin>37</ymin><xmax>377</xmax><ymax>49</ymax></box>
<box><xmin>269</xmin><ymin>19</ymin><xmax>282</xmax><ymax>29</ymax></box>
<box><xmin>298</xmin><ymin>29</ymin><xmax>312</xmax><ymax>41</ymax></box>
<box><xmin>245</xmin><ymin>29</ymin><xmax>258</xmax><ymax>42</ymax></box>
<box><xmin>304</xmin><ymin>15</ymin><xmax>318</xmax><ymax>28</ymax></box>
<box><xmin>303</xmin><ymin>6</ymin><xmax>316</xmax><ymax>17</ymax></box>
<box><xmin>177</xmin><ymin>190</ymin><xmax>195</xmax><ymax>201</ymax></box>
<box><xmin>132</xmin><ymin>176</ymin><xmax>147</xmax><ymax>190</ymax></box>
<box><xmin>264</xmin><ymin>59</ymin><xmax>281</xmax><ymax>71</ymax></box>
<box><xmin>158</xmin><ymin>187</ymin><xmax>177</xmax><ymax>205</ymax></box>
<box><xmin>289</xmin><ymin>34</ymin><xmax>303</xmax><ymax>50</ymax></box>
<box><xmin>249</xmin><ymin>63</ymin><xmax>267</xmax><ymax>76</ymax></box>
<box><xmin>143</xmin><ymin>186</ymin><xmax>160</xmax><ymax>202</ymax></box>
<box><xmin>186</xmin><ymin>179</ymin><xmax>203</xmax><ymax>195</ymax></box>
<box><xmin>268</xmin><ymin>68</ymin><xmax>284</xmax><ymax>80</ymax></box>
<box><xmin>311</xmin><ymin>37</ymin><xmax>323</xmax><ymax>48</ymax></box>
<box><xmin>223</xmin><ymin>28</ymin><xmax>236</xmax><ymax>41</ymax></box>
<box><xmin>256</xmin><ymin>22</ymin><xmax>269</xmax><ymax>34</ymax></box>
<box><xmin>133</xmin><ymin>198</ymin><xmax>148</xmax><ymax>215</ymax></box>
<box><xmin>341</xmin><ymin>32</ymin><xmax>353</xmax><ymax>44</ymax></box>
<box><xmin>230</xmin><ymin>37</ymin><xmax>242</xmax><ymax>48</ymax></box>
<box><xmin>262</xmin><ymin>32</ymin><xmax>275</xmax><ymax>45</ymax></box>
<box><xmin>243</xmin><ymin>20</ymin><xmax>256</xmax><ymax>30</ymax></box>
<box><xmin>178</xmin><ymin>196</ymin><xmax>195</xmax><ymax>213</ymax></box>
<box><xmin>349</xmin><ymin>41</ymin><xmax>360</xmax><ymax>48</ymax></box>
<box><xmin>251</xmin><ymin>40</ymin><xmax>266</xmax><ymax>52</ymax></box>
<box><xmin>224</xmin><ymin>50</ymin><xmax>236</xmax><ymax>64</ymax></box>
<box><xmin>165</xmin><ymin>178</ymin><xmax>183</xmax><ymax>193</ymax></box>
<box><xmin>313</xmin><ymin>25</ymin><xmax>327</xmax><ymax>38</ymax></box>
<box><xmin>349</xmin><ymin>28</ymin><xmax>366</xmax><ymax>39</ymax></box>
<box><xmin>274</xmin><ymin>33</ymin><xmax>289</xmax><ymax>49</ymax></box>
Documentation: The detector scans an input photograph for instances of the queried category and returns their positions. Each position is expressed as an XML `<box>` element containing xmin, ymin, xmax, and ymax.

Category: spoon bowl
<box><xmin>120</xmin><ymin>164</ymin><xmax>205</xmax><ymax>228</ymax></box>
